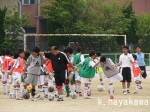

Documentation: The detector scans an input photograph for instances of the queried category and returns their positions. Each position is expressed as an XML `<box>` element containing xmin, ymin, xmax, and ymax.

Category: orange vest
<box><xmin>132</xmin><ymin>61</ymin><xmax>141</xmax><ymax>77</ymax></box>
<box><xmin>13</xmin><ymin>57</ymin><xmax>24</xmax><ymax>74</ymax></box>
<box><xmin>67</xmin><ymin>64</ymin><xmax>72</xmax><ymax>72</ymax></box>
<box><xmin>2</xmin><ymin>57</ymin><xmax>13</xmax><ymax>71</ymax></box>
<box><xmin>9</xmin><ymin>59</ymin><xmax>15</xmax><ymax>71</ymax></box>
<box><xmin>45</xmin><ymin>59</ymin><xmax>53</xmax><ymax>72</ymax></box>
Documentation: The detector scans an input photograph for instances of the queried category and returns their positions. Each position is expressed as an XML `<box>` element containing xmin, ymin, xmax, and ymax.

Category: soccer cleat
<box><xmin>123</xmin><ymin>91</ymin><xmax>127</xmax><ymax>95</ymax></box>
<box><xmin>66</xmin><ymin>94</ymin><xmax>70</xmax><ymax>97</ymax></box>
<box><xmin>38</xmin><ymin>97</ymin><xmax>44</xmax><ymax>100</ymax></box>
<box><xmin>78</xmin><ymin>92</ymin><xmax>83</xmax><ymax>96</ymax></box>
<box><xmin>16</xmin><ymin>97</ymin><xmax>23</xmax><ymax>100</ymax></box>
<box><xmin>138</xmin><ymin>86</ymin><xmax>143</xmax><ymax>89</ymax></box>
<box><xmin>36</xmin><ymin>95</ymin><xmax>40</xmax><ymax>98</ymax></box>
<box><xmin>127</xmin><ymin>90</ymin><xmax>130</xmax><ymax>93</ymax></box>
<box><xmin>133</xmin><ymin>91</ymin><xmax>138</xmax><ymax>94</ymax></box>
<box><xmin>109</xmin><ymin>95</ymin><xmax>114</xmax><ymax>99</ymax></box>
<box><xmin>57</xmin><ymin>98</ymin><xmax>64</xmax><ymax>101</ymax></box>
<box><xmin>84</xmin><ymin>96</ymin><xmax>91</xmax><ymax>99</ymax></box>
<box><xmin>31</xmin><ymin>98</ymin><xmax>37</xmax><ymax>102</ymax></box>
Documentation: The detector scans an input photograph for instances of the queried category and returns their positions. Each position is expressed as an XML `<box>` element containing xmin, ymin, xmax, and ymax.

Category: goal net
<box><xmin>24</xmin><ymin>34</ymin><xmax>126</xmax><ymax>51</ymax></box>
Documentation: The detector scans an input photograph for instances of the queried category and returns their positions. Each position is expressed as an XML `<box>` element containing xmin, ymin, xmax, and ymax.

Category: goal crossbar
<box><xmin>24</xmin><ymin>34</ymin><xmax>126</xmax><ymax>50</ymax></box>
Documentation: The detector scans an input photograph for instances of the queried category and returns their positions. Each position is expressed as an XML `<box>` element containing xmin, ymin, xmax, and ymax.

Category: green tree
<box><xmin>136</xmin><ymin>13</ymin><xmax>150</xmax><ymax>52</ymax></box>
<box><xmin>116</xmin><ymin>2</ymin><xmax>138</xmax><ymax>45</ymax></box>
<box><xmin>1</xmin><ymin>7</ymin><xmax>32</xmax><ymax>52</ymax></box>
<box><xmin>0</xmin><ymin>7</ymin><xmax>7</xmax><ymax>45</ymax></box>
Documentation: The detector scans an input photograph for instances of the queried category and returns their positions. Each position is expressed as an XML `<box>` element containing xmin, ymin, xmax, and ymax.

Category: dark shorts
<box><xmin>121</xmin><ymin>67</ymin><xmax>132</xmax><ymax>82</ymax></box>
<box><xmin>54</xmin><ymin>70</ymin><xmax>67</xmax><ymax>88</ymax></box>
<box><xmin>139</xmin><ymin>66</ymin><xmax>147</xmax><ymax>79</ymax></box>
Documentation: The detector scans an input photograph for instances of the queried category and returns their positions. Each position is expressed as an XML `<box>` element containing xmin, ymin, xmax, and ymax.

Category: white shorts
<box><xmin>38</xmin><ymin>75</ymin><xmax>48</xmax><ymax>86</ymax></box>
<box><xmin>12</xmin><ymin>72</ymin><xmax>21</xmax><ymax>86</ymax></box>
<box><xmin>108</xmin><ymin>73</ymin><xmax>123</xmax><ymax>84</ymax></box>
<box><xmin>99</xmin><ymin>73</ymin><xmax>105</xmax><ymax>79</ymax></box>
<box><xmin>134</xmin><ymin>75</ymin><xmax>141</xmax><ymax>81</ymax></box>
<box><xmin>75</xmin><ymin>71</ymin><xmax>81</xmax><ymax>81</ymax></box>
<box><xmin>81</xmin><ymin>77</ymin><xmax>93</xmax><ymax>83</ymax></box>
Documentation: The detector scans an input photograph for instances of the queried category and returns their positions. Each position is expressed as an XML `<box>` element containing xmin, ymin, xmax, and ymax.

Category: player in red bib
<box><xmin>132</xmin><ymin>54</ymin><xmax>143</xmax><ymax>94</ymax></box>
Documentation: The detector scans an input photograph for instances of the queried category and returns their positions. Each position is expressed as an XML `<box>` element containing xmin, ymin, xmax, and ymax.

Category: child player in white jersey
<box><xmin>95</xmin><ymin>51</ymin><xmax>105</xmax><ymax>91</ymax></box>
<box><xmin>100</xmin><ymin>56</ymin><xmax>123</xmax><ymax>99</ymax></box>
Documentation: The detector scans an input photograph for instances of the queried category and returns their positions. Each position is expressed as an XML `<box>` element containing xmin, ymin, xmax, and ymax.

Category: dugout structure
<box><xmin>24</xmin><ymin>34</ymin><xmax>127</xmax><ymax>51</ymax></box>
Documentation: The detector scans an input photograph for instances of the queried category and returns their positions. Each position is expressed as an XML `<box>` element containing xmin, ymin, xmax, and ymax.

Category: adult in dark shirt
<box><xmin>40</xmin><ymin>46</ymin><xmax>74</xmax><ymax>101</ymax></box>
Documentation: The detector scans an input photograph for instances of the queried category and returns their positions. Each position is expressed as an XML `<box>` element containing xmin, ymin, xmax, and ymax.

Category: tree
<box><xmin>136</xmin><ymin>13</ymin><xmax>150</xmax><ymax>52</ymax></box>
<box><xmin>116</xmin><ymin>2</ymin><xmax>138</xmax><ymax>45</ymax></box>
<box><xmin>0</xmin><ymin>7</ymin><xmax>7</xmax><ymax>45</ymax></box>
<box><xmin>1</xmin><ymin>7</ymin><xmax>32</xmax><ymax>52</ymax></box>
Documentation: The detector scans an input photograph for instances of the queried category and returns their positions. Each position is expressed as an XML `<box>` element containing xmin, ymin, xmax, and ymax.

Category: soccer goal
<box><xmin>24</xmin><ymin>34</ymin><xmax>127</xmax><ymax>51</ymax></box>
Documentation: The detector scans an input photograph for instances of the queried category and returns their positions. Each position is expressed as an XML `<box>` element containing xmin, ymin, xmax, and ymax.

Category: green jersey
<box><xmin>73</xmin><ymin>54</ymin><xmax>81</xmax><ymax>66</ymax></box>
<box><xmin>79</xmin><ymin>57</ymin><xmax>95</xmax><ymax>78</ymax></box>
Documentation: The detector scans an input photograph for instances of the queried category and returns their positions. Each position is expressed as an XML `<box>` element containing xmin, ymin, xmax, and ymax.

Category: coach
<box><xmin>40</xmin><ymin>46</ymin><xmax>74</xmax><ymax>101</ymax></box>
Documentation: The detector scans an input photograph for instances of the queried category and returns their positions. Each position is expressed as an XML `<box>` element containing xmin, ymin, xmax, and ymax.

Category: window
<box><xmin>22</xmin><ymin>0</ymin><xmax>35</xmax><ymax>5</ymax></box>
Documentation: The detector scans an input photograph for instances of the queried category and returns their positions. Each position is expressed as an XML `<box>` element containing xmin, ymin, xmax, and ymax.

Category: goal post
<box><xmin>24</xmin><ymin>34</ymin><xmax>126</xmax><ymax>51</ymax></box>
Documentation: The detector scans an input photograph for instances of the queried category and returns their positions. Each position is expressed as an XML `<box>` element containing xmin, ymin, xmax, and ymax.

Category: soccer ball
<box><xmin>48</xmin><ymin>86</ymin><xmax>54</xmax><ymax>92</ymax></box>
<box><xmin>27</xmin><ymin>86</ymin><xmax>32</xmax><ymax>93</ymax></box>
<box><xmin>98</xmin><ymin>85</ymin><xmax>104</xmax><ymax>92</ymax></box>
<box><xmin>54</xmin><ymin>92</ymin><xmax>58</xmax><ymax>98</ymax></box>
<box><xmin>87</xmin><ymin>90</ymin><xmax>91</xmax><ymax>96</ymax></box>
<box><xmin>44</xmin><ymin>93</ymin><xmax>49</xmax><ymax>98</ymax></box>
<box><xmin>70</xmin><ymin>92</ymin><xmax>77</xmax><ymax>99</ymax></box>
<box><xmin>9</xmin><ymin>92</ymin><xmax>14</xmax><ymax>99</ymax></box>
<box><xmin>48</xmin><ymin>93</ymin><xmax>54</xmax><ymax>101</ymax></box>
<box><xmin>23</xmin><ymin>92</ymin><xmax>30</xmax><ymax>99</ymax></box>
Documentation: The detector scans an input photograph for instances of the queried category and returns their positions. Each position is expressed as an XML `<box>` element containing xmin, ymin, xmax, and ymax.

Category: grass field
<box><xmin>0</xmin><ymin>72</ymin><xmax>150</xmax><ymax>112</ymax></box>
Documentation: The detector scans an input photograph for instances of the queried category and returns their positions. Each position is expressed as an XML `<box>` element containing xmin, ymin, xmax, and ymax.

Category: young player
<box><xmin>73</xmin><ymin>47</ymin><xmax>84</xmax><ymax>96</ymax></box>
<box><xmin>0</xmin><ymin>48</ymin><xmax>5</xmax><ymax>80</ymax></box>
<box><xmin>9</xmin><ymin>49</ymin><xmax>25</xmax><ymax>100</ymax></box>
<box><xmin>1</xmin><ymin>49</ymin><xmax>12</xmax><ymax>95</ymax></box>
<box><xmin>116</xmin><ymin>46</ymin><xmax>134</xmax><ymax>94</ymax></box>
<box><xmin>24</xmin><ymin>46</ymin><xmax>44</xmax><ymax>101</ymax></box>
<box><xmin>79</xmin><ymin>50</ymin><xmax>100</xmax><ymax>99</ymax></box>
<box><xmin>100</xmin><ymin>56</ymin><xmax>123</xmax><ymax>99</ymax></box>
<box><xmin>132</xmin><ymin>54</ymin><xmax>143</xmax><ymax>94</ymax></box>
<box><xmin>95</xmin><ymin>51</ymin><xmax>105</xmax><ymax>90</ymax></box>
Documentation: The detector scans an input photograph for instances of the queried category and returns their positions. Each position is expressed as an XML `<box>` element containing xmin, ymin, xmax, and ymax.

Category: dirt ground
<box><xmin>0</xmin><ymin>72</ymin><xmax>150</xmax><ymax>112</ymax></box>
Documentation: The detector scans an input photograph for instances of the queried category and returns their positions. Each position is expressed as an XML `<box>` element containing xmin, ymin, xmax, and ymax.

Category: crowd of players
<box><xmin>0</xmin><ymin>45</ymin><xmax>146</xmax><ymax>101</ymax></box>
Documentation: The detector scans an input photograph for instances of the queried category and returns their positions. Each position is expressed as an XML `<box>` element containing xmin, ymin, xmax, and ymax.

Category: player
<box><xmin>116</xmin><ymin>46</ymin><xmax>134</xmax><ymax>94</ymax></box>
<box><xmin>79</xmin><ymin>50</ymin><xmax>100</xmax><ymax>99</ymax></box>
<box><xmin>0</xmin><ymin>48</ymin><xmax>5</xmax><ymax>81</ymax></box>
<box><xmin>132</xmin><ymin>54</ymin><xmax>143</xmax><ymax>94</ymax></box>
<box><xmin>73</xmin><ymin>47</ymin><xmax>84</xmax><ymax>96</ymax></box>
<box><xmin>1</xmin><ymin>49</ymin><xmax>12</xmax><ymax>95</ymax></box>
<box><xmin>24</xmin><ymin>46</ymin><xmax>44</xmax><ymax>101</ymax></box>
<box><xmin>100</xmin><ymin>56</ymin><xmax>123</xmax><ymax>99</ymax></box>
<box><xmin>9</xmin><ymin>49</ymin><xmax>25</xmax><ymax>100</ymax></box>
<box><xmin>95</xmin><ymin>51</ymin><xmax>105</xmax><ymax>90</ymax></box>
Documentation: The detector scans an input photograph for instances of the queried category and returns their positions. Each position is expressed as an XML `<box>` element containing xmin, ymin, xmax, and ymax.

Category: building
<box><xmin>21</xmin><ymin>0</ymin><xmax>150</xmax><ymax>50</ymax></box>
<box><xmin>0</xmin><ymin>0</ymin><xmax>18</xmax><ymax>9</ymax></box>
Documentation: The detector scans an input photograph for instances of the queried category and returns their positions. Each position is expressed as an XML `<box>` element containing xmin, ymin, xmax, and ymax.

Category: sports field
<box><xmin>0</xmin><ymin>72</ymin><xmax>150</xmax><ymax>112</ymax></box>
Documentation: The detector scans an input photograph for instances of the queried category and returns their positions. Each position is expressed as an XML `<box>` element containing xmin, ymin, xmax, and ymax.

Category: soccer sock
<box><xmin>70</xmin><ymin>85</ymin><xmax>74</xmax><ymax>93</ymax></box>
<box><xmin>76</xmin><ymin>83</ymin><xmax>81</xmax><ymax>92</ymax></box>
<box><xmin>44</xmin><ymin>86</ymin><xmax>48</xmax><ymax>94</ymax></box>
<box><xmin>39</xmin><ymin>88</ymin><xmax>44</xmax><ymax>97</ymax></box>
<box><xmin>59</xmin><ymin>95</ymin><xmax>63</xmax><ymax>99</ymax></box>
<box><xmin>65</xmin><ymin>85</ymin><xmax>70</xmax><ymax>96</ymax></box>
<box><xmin>136</xmin><ymin>84</ymin><xmax>139</xmax><ymax>92</ymax></box>
<box><xmin>127</xmin><ymin>88</ymin><xmax>129</xmax><ymax>91</ymax></box>
<box><xmin>84</xmin><ymin>87</ymin><xmax>88</xmax><ymax>97</ymax></box>
<box><xmin>31</xmin><ymin>89</ymin><xmax>35</xmax><ymax>98</ymax></box>
<box><xmin>109</xmin><ymin>85</ymin><xmax>113</xmax><ymax>96</ymax></box>
<box><xmin>16</xmin><ymin>87</ymin><xmax>20</xmax><ymax>98</ymax></box>
<box><xmin>100</xmin><ymin>81</ymin><xmax>104</xmax><ymax>87</ymax></box>
<box><xmin>2</xmin><ymin>84</ymin><xmax>6</xmax><ymax>93</ymax></box>
<box><xmin>88</xmin><ymin>83</ymin><xmax>91</xmax><ymax>90</ymax></box>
